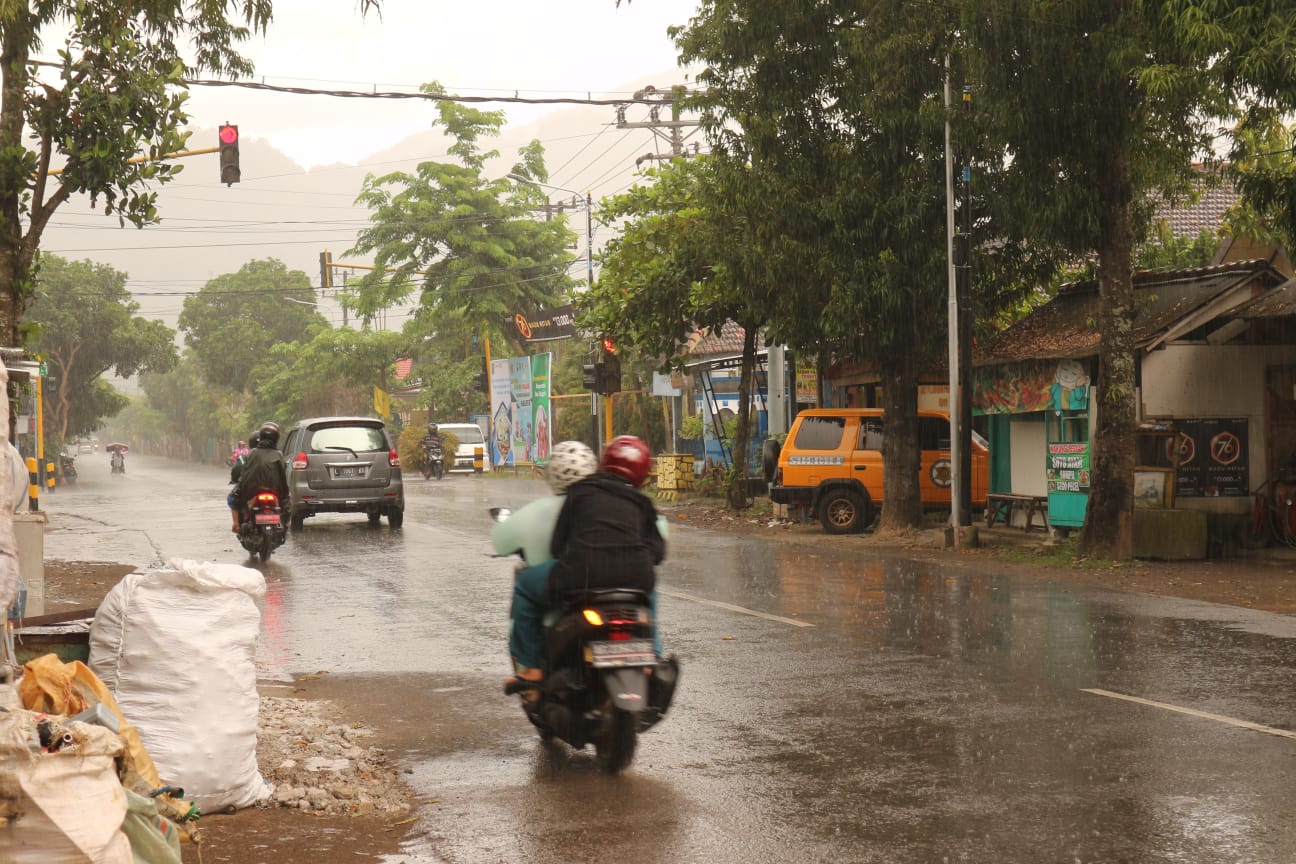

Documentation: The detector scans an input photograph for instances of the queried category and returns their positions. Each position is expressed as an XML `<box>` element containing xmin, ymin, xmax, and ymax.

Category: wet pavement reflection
<box><xmin>40</xmin><ymin>455</ymin><xmax>1296</xmax><ymax>863</ymax></box>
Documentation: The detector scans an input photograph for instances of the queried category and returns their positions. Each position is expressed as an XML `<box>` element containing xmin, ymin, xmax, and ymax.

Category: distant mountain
<box><xmin>39</xmin><ymin>70</ymin><xmax>692</xmax><ymax>330</ymax></box>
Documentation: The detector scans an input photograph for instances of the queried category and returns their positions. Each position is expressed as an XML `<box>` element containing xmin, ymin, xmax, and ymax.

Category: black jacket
<box><xmin>236</xmin><ymin>446</ymin><xmax>289</xmax><ymax>505</ymax></box>
<box><xmin>548</xmin><ymin>473</ymin><xmax>664</xmax><ymax>600</ymax></box>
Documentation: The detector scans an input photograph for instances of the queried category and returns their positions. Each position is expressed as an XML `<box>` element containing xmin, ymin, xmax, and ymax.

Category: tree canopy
<box><xmin>25</xmin><ymin>255</ymin><xmax>178</xmax><ymax>448</ymax></box>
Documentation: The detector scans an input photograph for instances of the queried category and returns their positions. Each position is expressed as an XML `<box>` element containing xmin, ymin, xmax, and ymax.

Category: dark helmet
<box><xmin>257</xmin><ymin>421</ymin><xmax>281</xmax><ymax>447</ymax></box>
<box><xmin>248</xmin><ymin>431</ymin><xmax>262</xmax><ymax>448</ymax></box>
<box><xmin>599</xmin><ymin>435</ymin><xmax>652</xmax><ymax>488</ymax></box>
<box><xmin>427</xmin><ymin>423</ymin><xmax>438</xmax><ymax>435</ymax></box>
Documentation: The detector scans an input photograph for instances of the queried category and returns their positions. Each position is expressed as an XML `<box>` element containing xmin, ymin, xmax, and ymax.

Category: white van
<box><xmin>437</xmin><ymin>422</ymin><xmax>487</xmax><ymax>473</ymax></box>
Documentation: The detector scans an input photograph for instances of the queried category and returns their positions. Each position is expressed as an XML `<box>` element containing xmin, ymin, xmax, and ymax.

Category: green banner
<box><xmin>531</xmin><ymin>353</ymin><xmax>551</xmax><ymax>463</ymax></box>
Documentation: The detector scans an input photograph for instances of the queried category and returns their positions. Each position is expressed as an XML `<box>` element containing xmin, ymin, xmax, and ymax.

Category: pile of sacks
<box><xmin>1</xmin><ymin>558</ymin><xmax>270</xmax><ymax>863</ymax></box>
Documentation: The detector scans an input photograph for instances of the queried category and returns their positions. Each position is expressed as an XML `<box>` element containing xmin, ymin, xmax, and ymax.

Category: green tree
<box><xmin>961</xmin><ymin>0</ymin><xmax>1296</xmax><ymax>559</ymax></box>
<box><xmin>25</xmin><ymin>255</ymin><xmax>178</xmax><ymax>450</ymax></box>
<box><xmin>254</xmin><ymin>327</ymin><xmax>407</xmax><ymax>423</ymax></box>
<box><xmin>586</xmin><ymin>156</ymin><xmax>774</xmax><ymax>508</ymax></box>
<box><xmin>178</xmin><ymin>259</ymin><xmax>327</xmax><ymax>393</ymax></box>
<box><xmin>350</xmin><ymin>84</ymin><xmax>575</xmax><ymax>358</ymax></box>
<box><xmin>671</xmin><ymin>2</ymin><xmax>1051</xmax><ymax>526</ymax></box>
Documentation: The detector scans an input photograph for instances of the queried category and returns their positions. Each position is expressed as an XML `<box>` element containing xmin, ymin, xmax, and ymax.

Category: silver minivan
<box><xmin>281</xmin><ymin>416</ymin><xmax>405</xmax><ymax>529</ymax></box>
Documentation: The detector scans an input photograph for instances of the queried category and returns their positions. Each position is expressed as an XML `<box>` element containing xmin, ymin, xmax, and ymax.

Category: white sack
<box><xmin>89</xmin><ymin>558</ymin><xmax>268</xmax><ymax>812</ymax></box>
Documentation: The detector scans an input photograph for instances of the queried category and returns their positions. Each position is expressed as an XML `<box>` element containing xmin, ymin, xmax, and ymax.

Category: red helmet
<box><xmin>600</xmin><ymin>436</ymin><xmax>652</xmax><ymax>487</ymax></box>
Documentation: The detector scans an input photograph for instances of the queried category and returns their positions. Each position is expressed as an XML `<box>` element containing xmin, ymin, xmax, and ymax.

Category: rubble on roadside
<box><xmin>256</xmin><ymin>696</ymin><xmax>411</xmax><ymax>818</ymax></box>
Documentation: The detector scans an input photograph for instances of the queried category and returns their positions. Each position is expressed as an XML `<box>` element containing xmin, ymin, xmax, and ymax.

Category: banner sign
<box><xmin>1172</xmin><ymin>418</ymin><xmax>1249</xmax><ymax>498</ymax></box>
<box><xmin>974</xmin><ymin>359</ymin><xmax>1090</xmax><ymax>415</ymax></box>
<box><xmin>508</xmin><ymin>305</ymin><xmax>577</xmax><ymax>343</ymax></box>
<box><xmin>1046</xmin><ymin>442</ymin><xmax>1091</xmax><ymax>493</ymax></box>
<box><xmin>489</xmin><ymin>353</ymin><xmax>553</xmax><ymax>467</ymax></box>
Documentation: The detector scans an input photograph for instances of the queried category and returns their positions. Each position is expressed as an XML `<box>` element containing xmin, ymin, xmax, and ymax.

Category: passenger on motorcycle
<box><xmin>228</xmin><ymin>430</ymin><xmax>261</xmax><ymax>530</ymax></box>
<box><xmin>491</xmin><ymin>440</ymin><xmax>599</xmax><ymax>684</ymax></box>
<box><xmin>232</xmin><ymin>422</ymin><xmax>289</xmax><ymax>533</ymax></box>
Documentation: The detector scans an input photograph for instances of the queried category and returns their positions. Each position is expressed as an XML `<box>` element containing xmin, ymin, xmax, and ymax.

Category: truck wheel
<box><xmin>818</xmin><ymin>488</ymin><xmax>870</xmax><ymax>535</ymax></box>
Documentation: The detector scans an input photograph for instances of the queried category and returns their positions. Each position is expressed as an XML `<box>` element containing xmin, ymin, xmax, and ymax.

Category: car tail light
<box><xmin>389</xmin><ymin>449</ymin><xmax>400</xmax><ymax>467</ymax></box>
<box><xmin>774</xmin><ymin>466</ymin><xmax>783</xmax><ymax>486</ymax></box>
<box><xmin>293</xmin><ymin>451</ymin><xmax>308</xmax><ymax>470</ymax></box>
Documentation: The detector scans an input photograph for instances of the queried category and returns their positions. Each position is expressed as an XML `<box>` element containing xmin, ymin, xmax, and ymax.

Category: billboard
<box><xmin>489</xmin><ymin>352</ymin><xmax>553</xmax><ymax>467</ymax></box>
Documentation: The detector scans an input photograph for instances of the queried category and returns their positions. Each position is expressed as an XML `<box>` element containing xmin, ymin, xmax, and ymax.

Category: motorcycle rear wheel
<box><xmin>595</xmin><ymin>706</ymin><xmax>637</xmax><ymax>774</ymax></box>
<box><xmin>258</xmin><ymin>534</ymin><xmax>271</xmax><ymax>562</ymax></box>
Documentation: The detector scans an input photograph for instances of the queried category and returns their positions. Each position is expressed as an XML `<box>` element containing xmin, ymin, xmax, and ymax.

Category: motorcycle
<box><xmin>238</xmin><ymin>490</ymin><xmax>287</xmax><ymax>562</ymax></box>
<box><xmin>492</xmin><ymin>507</ymin><xmax>679</xmax><ymax>773</ymax></box>
<box><xmin>423</xmin><ymin>443</ymin><xmax>445</xmax><ymax>480</ymax></box>
<box><xmin>60</xmin><ymin>455</ymin><xmax>77</xmax><ymax>485</ymax></box>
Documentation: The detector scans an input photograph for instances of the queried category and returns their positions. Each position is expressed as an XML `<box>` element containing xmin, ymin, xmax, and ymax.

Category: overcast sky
<box><xmin>185</xmin><ymin>0</ymin><xmax>702</xmax><ymax>169</ymax></box>
<box><xmin>37</xmin><ymin>0</ymin><xmax>704</xmax><ymax>329</ymax></box>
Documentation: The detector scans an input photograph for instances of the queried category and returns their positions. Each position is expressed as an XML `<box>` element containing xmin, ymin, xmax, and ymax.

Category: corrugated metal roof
<box><xmin>1229</xmin><ymin>277</ymin><xmax>1296</xmax><ymax>319</ymax></box>
<box><xmin>976</xmin><ymin>260</ymin><xmax>1281</xmax><ymax>365</ymax></box>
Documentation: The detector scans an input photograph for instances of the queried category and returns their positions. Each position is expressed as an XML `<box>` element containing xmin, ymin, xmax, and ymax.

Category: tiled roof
<box><xmin>393</xmin><ymin>358</ymin><xmax>413</xmax><ymax>381</ymax></box>
<box><xmin>975</xmin><ymin>260</ymin><xmax>1282</xmax><ymax>365</ymax></box>
<box><xmin>1152</xmin><ymin>169</ymin><xmax>1239</xmax><ymax>239</ymax></box>
<box><xmin>684</xmin><ymin>320</ymin><xmax>766</xmax><ymax>358</ymax></box>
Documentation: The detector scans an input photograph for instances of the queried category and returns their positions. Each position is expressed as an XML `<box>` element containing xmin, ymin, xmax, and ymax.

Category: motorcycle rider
<box><xmin>232</xmin><ymin>422</ymin><xmax>289</xmax><ymax>533</ymax></box>
<box><xmin>420</xmin><ymin>423</ymin><xmax>444</xmax><ymax>470</ymax></box>
<box><xmin>491</xmin><ymin>440</ymin><xmax>599</xmax><ymax>685</ymax></box>
<box><xmin>549</xmin><ymin>436</ymin><xmax>665</xmax><ymax>599</ymax></box>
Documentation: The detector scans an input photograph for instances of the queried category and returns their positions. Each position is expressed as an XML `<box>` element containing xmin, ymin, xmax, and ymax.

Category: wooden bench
<box><xmin>985</xmin><ymin>493</ymin><xmax>1050</xmax><ymax>532</ymax></box>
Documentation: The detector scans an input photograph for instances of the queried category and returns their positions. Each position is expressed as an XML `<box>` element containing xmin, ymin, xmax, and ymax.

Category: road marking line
<box><xmin>1081</xmin><ymin>688</ymin><xmax>1296</xmax><ymax>740</ymax></box>
<box><xmin>658</xmin><ymin>589</ymin><xmax>815</xmax><ymax>627</ymax></box>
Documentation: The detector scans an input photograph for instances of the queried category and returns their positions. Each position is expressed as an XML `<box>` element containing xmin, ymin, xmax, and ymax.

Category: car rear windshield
<box><xmin>449</xmin><ymin>426</ymin><xmax>484</xmax><ymax>444</ymax></box>
<box><xmin>309</xmin><ymin>425</ymin><xmax>387</xmax><ymax>453</ymax></box>
<box><xmin>793</xmin><ymin>416</ymin><xmax>846</xmax><ymax>450</ymax></box>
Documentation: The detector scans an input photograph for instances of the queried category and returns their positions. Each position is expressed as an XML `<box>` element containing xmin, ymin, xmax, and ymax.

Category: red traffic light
<box><xmin>219</xmin><ymin>124</ymin><xmax>239</xmax><ymax>145</ymax></box>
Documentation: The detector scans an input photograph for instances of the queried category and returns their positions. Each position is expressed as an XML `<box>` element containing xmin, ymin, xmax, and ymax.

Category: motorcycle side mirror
<box><xmin>489</xmin><ymin>507</ymin><xmax>511</xmax><ymax>523</ymax></box>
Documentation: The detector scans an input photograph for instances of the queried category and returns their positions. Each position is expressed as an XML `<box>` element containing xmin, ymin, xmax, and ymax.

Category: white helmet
<box><xmin>546</xmin><ymin>441</ymin><xmax>597</xmax><ymax>493</ymax></box>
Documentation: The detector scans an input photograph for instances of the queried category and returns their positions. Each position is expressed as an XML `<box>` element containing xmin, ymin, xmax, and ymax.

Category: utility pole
<box><xmin>615</xmin><ymin>85</ymin><xmax>702</xmax><ymax>167</ymax></box>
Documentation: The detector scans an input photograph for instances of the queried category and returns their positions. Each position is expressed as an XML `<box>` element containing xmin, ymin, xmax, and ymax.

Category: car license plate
<box><xmin>333</xmin><ymin>465</ymin><xmax>366</xmax><ymax>479</ymax></box>
<box><xmin>589</xmin><ymin>639</ymin><xmax>655</xmax><ymax>668</ymax></box>
<box><xmin>255</xmin><ymin>513</ymin><xmax>280</xmax><ymax>525</ymax></box>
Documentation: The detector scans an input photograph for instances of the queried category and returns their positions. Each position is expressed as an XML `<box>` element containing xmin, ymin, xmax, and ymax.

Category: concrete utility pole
<box><xmin>615</xmin><ymin>85</ymin><xmax>702</xmax><ymax>167</ymax></box>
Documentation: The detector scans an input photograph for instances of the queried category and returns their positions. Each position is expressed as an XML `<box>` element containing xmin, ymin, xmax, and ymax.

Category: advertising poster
<box><xmin>509</xmin><ymin>357</ymin><xmax>532</xmax><ymax>462</ymax></box>
<box><xmin>1173</xmin><ymin>418</ymin><xmax>1249</xmax><ymax>497</ymax></box>
<box><xmin>489</xmin><ymin>353</ymin><xmax>554</xmax><ymax>466</ymax></box>
<box><xmin>1046</xmin><ymin>442</ymin><xmax>1091</xmax><ymax>493</ymax></box>
<box><xmin>490</xmin><ymin>358</ymin><xmax>513</xmax><ymax>467</ymax></box>
<box><xmin>531</xmin><ymin>353</ymin><xmax>552</xmax><ymax>463</ymax></box>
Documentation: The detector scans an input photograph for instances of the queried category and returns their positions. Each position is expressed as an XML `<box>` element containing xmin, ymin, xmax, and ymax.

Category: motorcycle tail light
<box><xmin>293</xmin><ymin>451</ymin><xmax>308</xmax><ymax>470</ymax></box>
<box><xmin>582</xmin><ymin>609</ymin><xmax>604</xmax><ymax>627</ymax></box>
<box><xmin>255</xmin><ymin>492</ymin><xmax>278</xmax><ymax>505</ymax></box>
<box><xmin>389</xmin><ymin>449</ymin><xmax>400</xmax><ymax>467</ymax></box>
<box><xmin>608</xmin><ymin>630</ymin><xmax>632</xmax><ymax>641</ymax></box>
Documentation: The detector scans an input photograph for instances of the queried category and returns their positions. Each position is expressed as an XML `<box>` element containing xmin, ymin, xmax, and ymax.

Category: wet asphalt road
<box><xmin>40</xmin><ymin>453</ymin><xmax>1296</xmax><ymax>863</ymax></box>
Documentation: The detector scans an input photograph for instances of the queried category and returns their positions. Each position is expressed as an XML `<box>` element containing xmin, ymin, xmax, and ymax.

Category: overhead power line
<box><xmin>184</xmin><ymin>78</ymin><xmax>694</xmax><ymax>107</ymax></box>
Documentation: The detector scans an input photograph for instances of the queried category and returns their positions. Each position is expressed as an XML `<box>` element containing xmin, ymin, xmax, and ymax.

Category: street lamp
<box><xmin>506</xmin><ymin>173</ymin><xmax>594</xmax><ymax>291</ymax></box>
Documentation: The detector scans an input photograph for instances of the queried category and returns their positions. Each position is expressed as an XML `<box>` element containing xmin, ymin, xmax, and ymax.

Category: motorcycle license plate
<box><xmin>589</xmin><ymin>639</ymin><xmax>655</xmax><ymax>668</ymax></box>
<box><xmin>255</xmin><ymin>513</ymin><xmax>281</xmax><ymax>525</ymax></box>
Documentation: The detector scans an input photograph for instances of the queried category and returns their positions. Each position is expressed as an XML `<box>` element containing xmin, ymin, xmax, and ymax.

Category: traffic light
<box><xmin>319</xmin><ymin>250</ymin><xmax>333</xmax><ymax>289</ymax></box>
<box><xmin>582</xmin><ymin>362</ymin><xmax>605</xmax><ymax>394</ymax></box>
<box><xmin>601</xmin><ymin>339</ymin><xmax>621</xmax><ymax>395</ymax></box>
<box><xmin>472</xmin><ymin>356</ymin><xmax>489</xmax><ymax>393</ymax></box>
<box><xmin>218</xmin><ymin>124</ymin><xmax>240</xmax><ymax>185</ymax></box>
